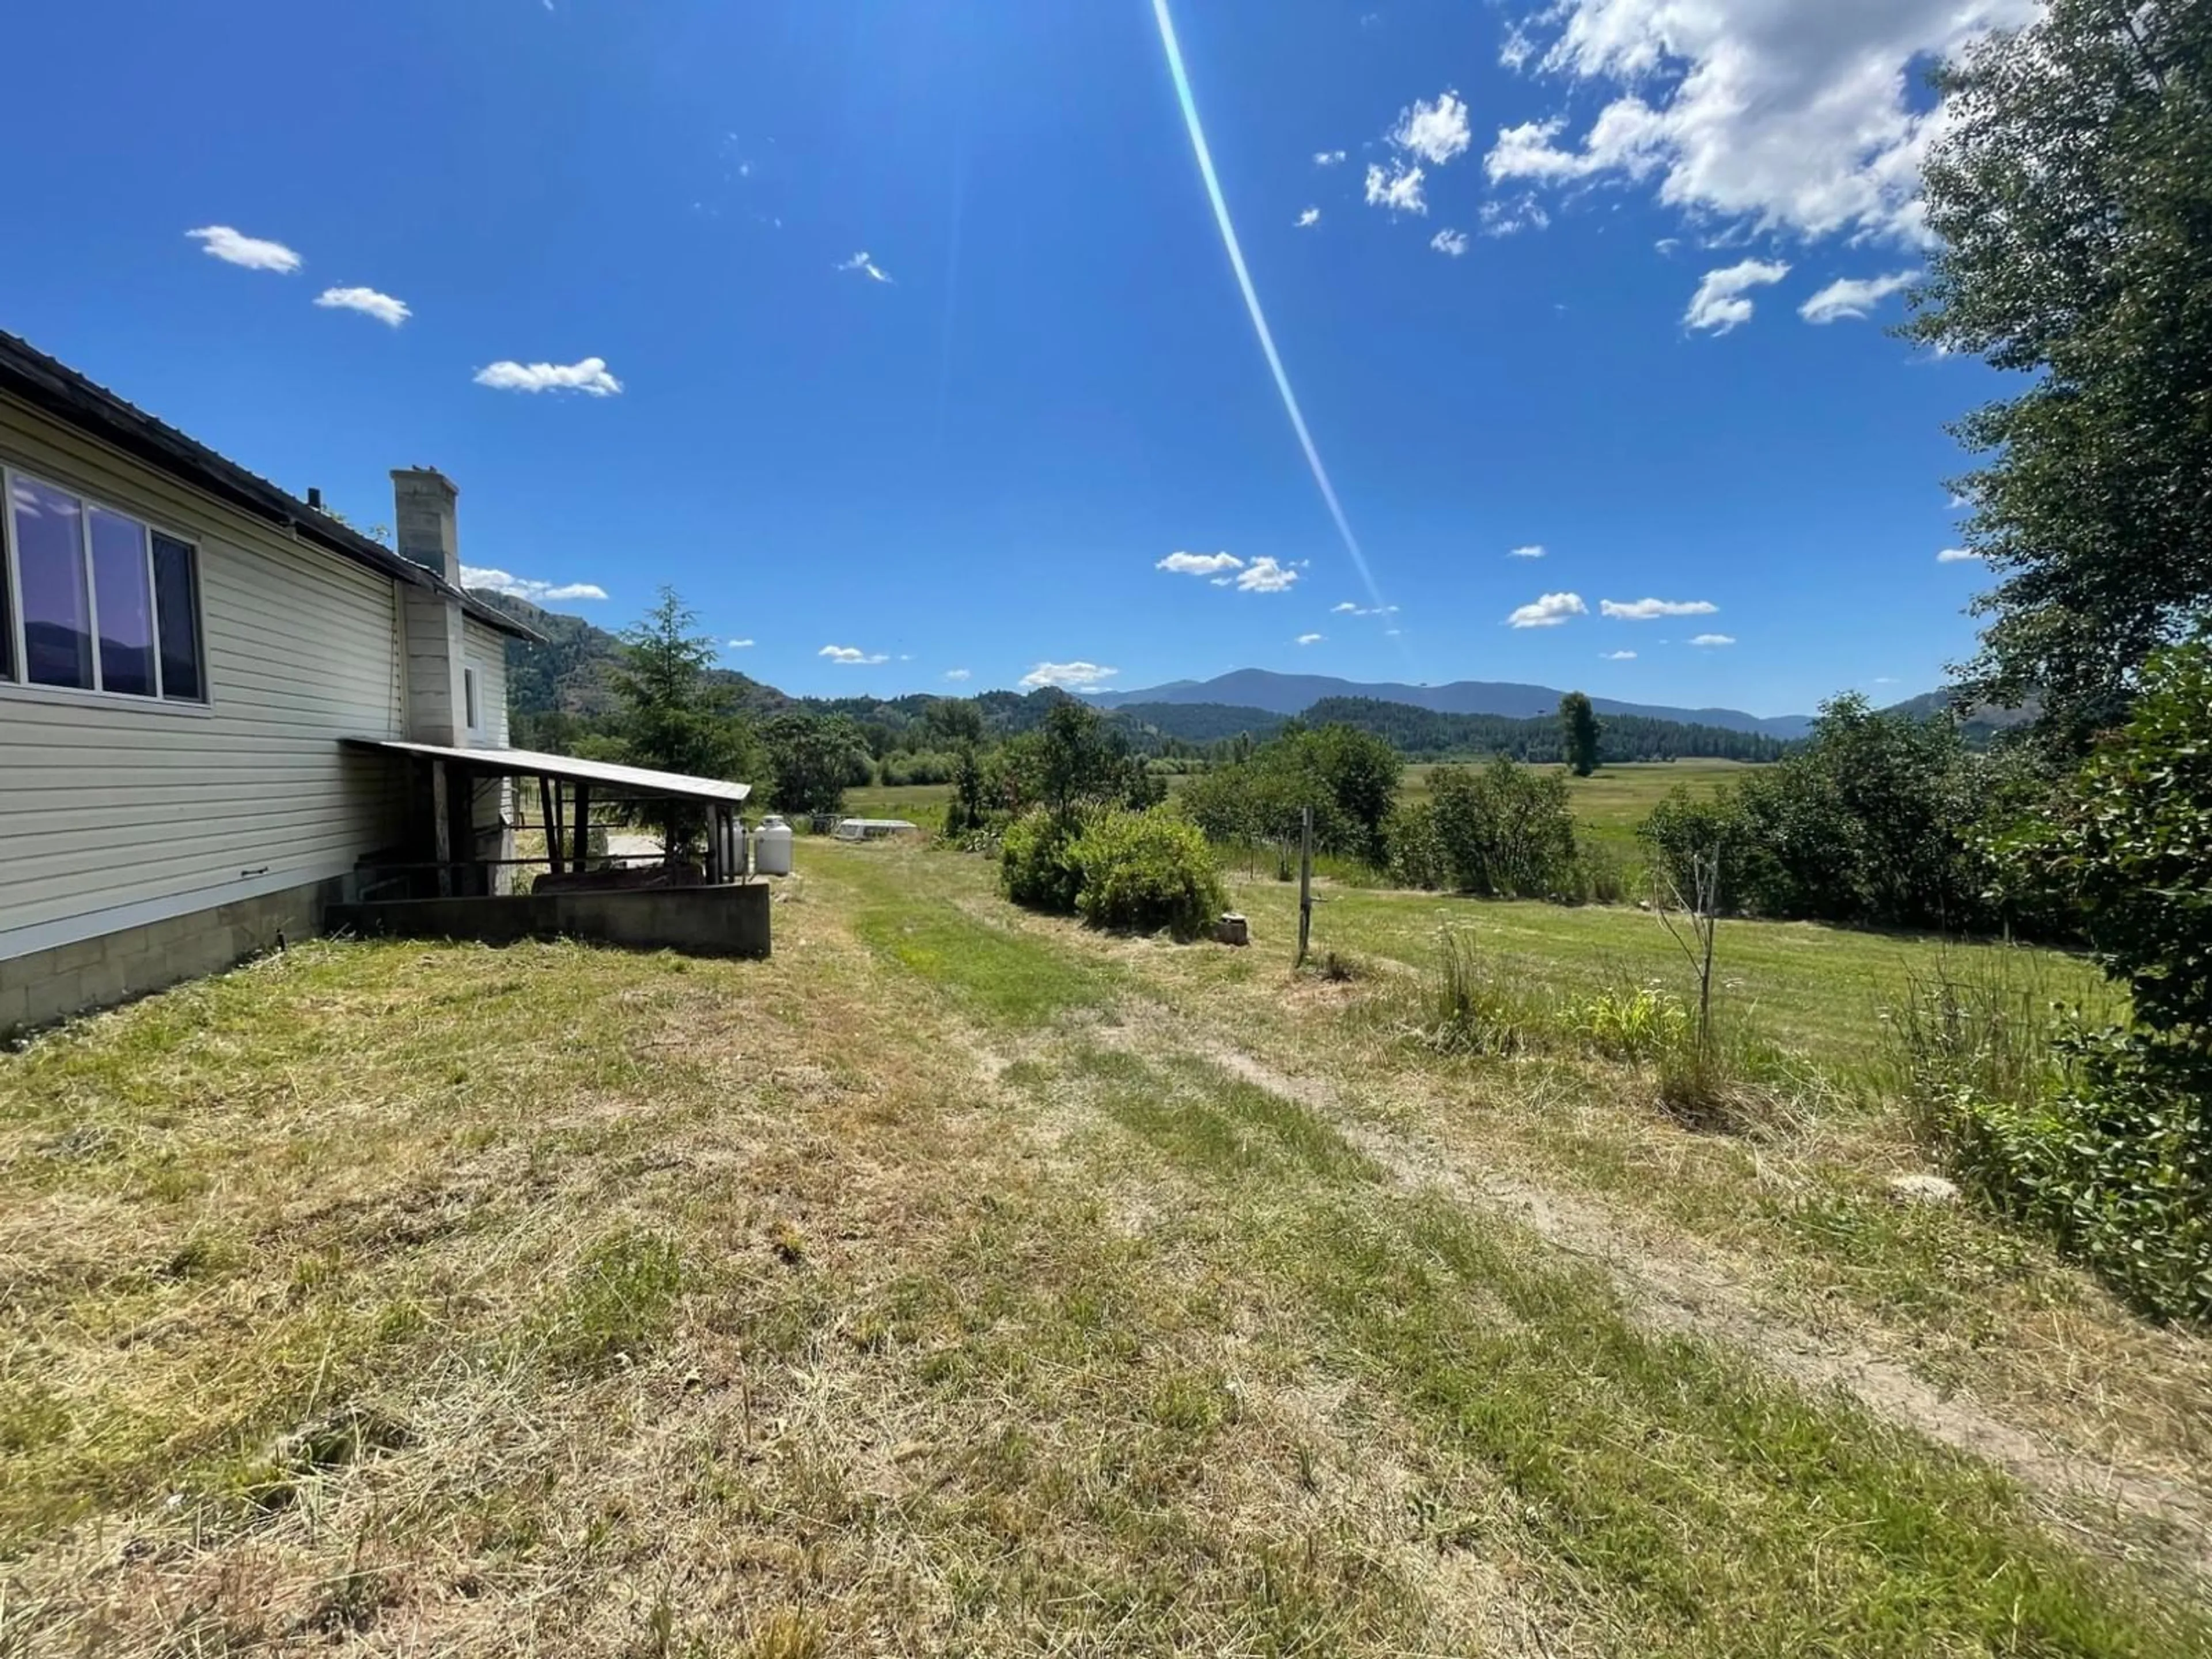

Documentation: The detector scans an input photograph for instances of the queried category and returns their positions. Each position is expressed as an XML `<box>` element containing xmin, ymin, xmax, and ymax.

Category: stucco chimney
<box><xmin>392</xmin><ymin>467</ymin><xmax>462</xmax><ymax>585</ymax></box>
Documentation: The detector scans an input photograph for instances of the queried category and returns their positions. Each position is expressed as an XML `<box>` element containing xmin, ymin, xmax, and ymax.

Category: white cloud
<box><xmin>1234</xmin><ymin>556</ymin><xmax>1299</xmax><ymax>593</ymax></box>
<box><xmin>726</xmin><ymin>638</ymin><xmax>755</xmax><ymax>649</ymax></box>
<box><xmin>1501</xmin><ymin>21</ymin><xmax>1538</xmax><ymax>70</ymax></box>
<box><xmin>1296</xmin><ymin>632</ymin><xmax>1325</xmax><ymax>646</ymax></box>
<box><xmin>1430</xmin><ymin>228</ymin><xmax>1471</xmax><ymax>257</ymax></box>
<box><xmin>1020</xmin><ymin>660</ymin><xmax>1118</xmax><ymax>690</ymax></box>
<box><xmin>1601</xmin><ymin>597</ymin><xmax>1717</xmax><ymax>619</ymax></box>
<box><xmin>1601</xmin><ymin>649</ymin><xmax>1638</xmax><ymax>660</ymax></box>
<box><xmin>314</xmin><ymin>286</ymin><xmax>410</xmax><ymax>327</ymax></box>
<box><xmin>1158</xmin><ymin>550</ymin><xmax>1244</xmax><ymax>577</ymax></box>
<box><xmin>1800</xmin><ymin>270</ymin><xmax>1918</xmax><ymax>324</ymax></box>
<box><xmin>1331</xmin><ymin>601</ymin><xmax>1399</xmax><ymax>616</ymax></box>
<box><xmin>1654</xmin><ymin>237</ymin><xmax>1681</xmax><ymax>256</ymax></box>
<box><xmin>1365</xmin><ymin>161</ymin><xmax>1428</xmax><ymax>215</ymax></box>
<box><xmin>837</xmin><ymin>251</ymin><xmax>893</xmax><ymax>283</ymax></box>
<box><xmin>473</xmin><ymin>357</ymin><xmax>622</xmax><ymax>396</ymax></box>
<box><xmin>1483</xmin><ymin>0</ymin><xmax>2037</xmax><ymax>245</ymax></box>
<box><xmin>1296</xmin><ymin>207</ymin><xmax>1321</xmax><ymax>229</ymax></box>
<box><xmin>819</xmin><ymin>644</ymin><xmax>889</xmax><ymax>665</ymax></box>
<box><xmin>1315</xmin><ymin>149</ymin><xmax>1347</xmax><ymax>166</ymax></box>
<box><xmin>1937</xmin><ymin>547</ymin><xmax>1982</xmax><ymax>563</ymax></box>
<box><xmin>1684</xmin><ymin>259</ymin><xmax>1790</xmax><ymax>334</ymax></box>
<box><xmin>186</xmin><ymin>225</ymin><xmax>301</xmax><ymax>273</ymax></box>
<box><xmin>1690</xmin><ymin>632</ymin><xmax>1736</xmax><ymax>646</ymax></box>
<box><xmin>1507</xmin><ymin>591</ymin><xmax>1588</xmax><ymax>628</ymax></box>
<box><xmin>460</xmin><ymin>566</ymin><xmax>609</xmax><ymax>603</ymax></box>
<box><xmin>1392</xmin><ymin>91</ymin><xmax>1472</xmax><ymax>166</ymax></box>
<box><xmin>944</xmin><ymin>668</ymin><xmax>972</xmax><ymax>682</ymax></box>
<box><xmin>1508</xmin><ymin>544</ymin><xmax>1547</xmax><ymax>559</ymax></box>
<box><xmin>1479</xmin><ymin>196</ymin><xmax>1551</xmax><ymax>237</ymax></box>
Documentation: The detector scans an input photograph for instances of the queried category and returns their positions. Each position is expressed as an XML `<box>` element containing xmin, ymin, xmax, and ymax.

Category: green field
<box><xmin>845</xmin><ymin>758</ymin><xmax>1749</xmax><ymax>873</ymax></box>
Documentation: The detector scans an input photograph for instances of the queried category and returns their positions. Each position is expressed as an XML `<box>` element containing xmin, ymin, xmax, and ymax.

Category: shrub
<box><xmin>1638</xmin><ymin>695</ymin><xmax>2006</xmax><ymax>931</ymax></box>
<box><xmin>1896</xmin><ymin>647</ymin><xmax>2212</xmax><ymax>1322</ymax></box>
<box><xmin>999</xmin><ymin>808</ymin><xmax>1087</xmax><ymax>915</ymax></box>
<box><xmin>1385</xmin><ymin>801</ymin><xmax>1449</xmax><ymax>889</ymax></box>
<box><xmin>1426</xmin><ymin>758</ymin><xmax>1581</xmax><ymax>899</ymax></box>
<box><xmin>1068</xmin><ymin>808</ymin><xmax>1226</xmax><ymax>938</ymax></box>
<box><xmin>878</xmin><ymin>749</ymin><xmax>959</xmax><ymax>787</ymax></box>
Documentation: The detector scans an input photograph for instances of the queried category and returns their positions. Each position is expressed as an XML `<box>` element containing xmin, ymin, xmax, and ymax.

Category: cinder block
<box><xmin>47</xmin><ymin>937</ymin><xmax>108</xmax><ymax>975</ymax></box>
<box><xmin>0</xmin><ymin>982</ymin><xmax>29</xmax><ymax>1032</ymax></box>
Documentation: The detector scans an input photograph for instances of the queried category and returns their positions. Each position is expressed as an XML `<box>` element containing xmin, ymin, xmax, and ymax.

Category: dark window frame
<box><xmin>1</xmin><ymin>463</ymin><xmax>207</xmax><ymax>706</ymax></box>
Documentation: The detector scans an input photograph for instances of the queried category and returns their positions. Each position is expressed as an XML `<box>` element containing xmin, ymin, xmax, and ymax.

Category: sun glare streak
<box><xmin>1149</xmin><ymin>0</ymin><xmax>1394</xmax><ymax>623</ymax></box>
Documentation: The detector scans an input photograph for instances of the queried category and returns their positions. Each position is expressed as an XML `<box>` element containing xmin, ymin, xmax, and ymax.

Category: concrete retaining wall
<box><xmin>0</xmin><ymin>878</ymin><xmax>336</xmax><ymax>1038</ymax></box>
<box><xmin>326</xmin><ymin>882</ymin><xmax>771</xmax><ymax>960</ymax></box>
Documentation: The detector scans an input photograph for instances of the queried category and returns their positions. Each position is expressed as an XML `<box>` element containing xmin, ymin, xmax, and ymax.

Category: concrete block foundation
<box><xmin>326</xmin><ymin>881</ymin><xmax>771</xmax><ymax>959</ymax></box>
<box><xmin>0</xmin><ymin>878</ymin><xmax>336</xmax><ymax>1039</ymax></box>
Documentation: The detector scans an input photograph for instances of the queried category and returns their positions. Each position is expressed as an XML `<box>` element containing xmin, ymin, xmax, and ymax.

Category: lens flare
<box><xmin>1149</xmin><ymin>0</ymin><xmax>1394</xmax><ymax>623</ymax></box>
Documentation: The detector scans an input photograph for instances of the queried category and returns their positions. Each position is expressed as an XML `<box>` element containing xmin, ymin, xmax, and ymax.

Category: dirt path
<box><xmin>1151</xmin><ymin>1027</ymin><xmax>2212</xmax><ymax>1575</ymax></box>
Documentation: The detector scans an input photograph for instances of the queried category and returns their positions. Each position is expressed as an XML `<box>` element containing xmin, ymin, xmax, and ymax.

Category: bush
<box><xmin>1902</xmin><ymin>645</ymin><xmax>2212</xmax><ymax>1323</ymax></box>
<box><xmin>1637</xmin><ymin>695</ymin><xmax>2004</xmax><ymax>930</ymax></box>
<box><xmin>1425</xmin><ymin>758</ymin><xmax>1581</xmax><ymax>899</ymax></box>
<box><xmin>1385</xmin><ymin>801</ymin><xmax>1449</xmax><ymax>889</ymax></box>
<box><xmin>1068</xmin><ymin>808</ymin><xmax>1226</xmax><ymax>938</ymax></box>
<box><xmin>1896</xmin><ymin>971</ymin><xmax>2211</xmax><ymax>1323</ymax></box>
<box><xmin>878</xmin><ymin>749</ymin><xmax>959</xmax><ymax>787</ymax></box>
<box><xmin>999</xmin><ymin>808</ymin><xmax>1087</xmax><ymax>915</ymax></box>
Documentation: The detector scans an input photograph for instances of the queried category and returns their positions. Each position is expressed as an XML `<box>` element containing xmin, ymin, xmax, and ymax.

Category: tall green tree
<box><xmin>1908</xmin><ymin>0</ymin><xmax>2212</xmax><ymax>756</ymax></box>
<box><xmin>609</xmin><ymin>588</ymin><xmax>758</xmax><ymax>854</ymax></box>
<box><xmin>763</xmin><ymin>714</ymin><xmax>868</xmax><ymax>816</ymax></box>
<box><xmin>1559</xmin><ymin>691</ymin><xmax>1601</xmax><ymax>777</ymax></box>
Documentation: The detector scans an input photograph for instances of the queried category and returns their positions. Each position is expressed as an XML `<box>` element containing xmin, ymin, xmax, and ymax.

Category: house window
<box><xmin>2</xmin><ymin>468</ymin><xmax>206</xmax><ymax>702</ymax></box>
<box><xmin>463</xmin><ymin>665</ymin><xmax>482</xmax><ymax>734</ymax></box>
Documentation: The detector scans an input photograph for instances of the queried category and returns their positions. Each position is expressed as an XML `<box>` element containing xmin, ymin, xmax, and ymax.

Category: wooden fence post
<box><xmin>1297</xmin><ymin>806</ymin><xmax>1313</xmax><ymax>967</ymax></box>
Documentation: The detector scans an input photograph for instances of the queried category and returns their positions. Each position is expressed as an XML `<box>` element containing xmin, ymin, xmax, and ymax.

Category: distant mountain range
<box><xmin>1090</xmin><ymin>669</ymin><xmax>1817</xmax><ymax>740</ymax></box>
<box><xmin>477</xmin><ymin>592</ymin><xmax>2013</xmax><ymax>755</ymax></box>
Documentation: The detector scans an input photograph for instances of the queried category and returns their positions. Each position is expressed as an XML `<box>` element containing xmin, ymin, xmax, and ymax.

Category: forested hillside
<box><xmin>1302</xmin><ymin>697</ymin><xmax>1789</xmax><ymax>763</ymax></box>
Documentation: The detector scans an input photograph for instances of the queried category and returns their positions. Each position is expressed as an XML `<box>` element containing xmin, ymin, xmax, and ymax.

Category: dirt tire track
<box><xmin>1093</xmin><ymin>1021</ymin><xmax>2212</xmax><ymax>1575</ymax></box>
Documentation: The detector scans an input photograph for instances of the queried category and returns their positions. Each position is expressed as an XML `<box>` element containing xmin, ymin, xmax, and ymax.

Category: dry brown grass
<box><xmin>2</xmin><ymin>838</ymin><xmax>2207</xmax><ymax>1654</ymax></box>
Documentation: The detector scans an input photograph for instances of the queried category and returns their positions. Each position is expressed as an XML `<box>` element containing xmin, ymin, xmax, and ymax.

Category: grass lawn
<box><xmin>2</xmin><ymin>842</ymin><xmax>2206</xmax><ymax>1654</ymax></box>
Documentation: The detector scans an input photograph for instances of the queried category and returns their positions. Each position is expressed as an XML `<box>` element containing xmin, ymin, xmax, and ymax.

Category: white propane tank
<box><xmin>753</xmin><ymin>814</ymin><xmax>794</xmax><ymax>876</ymax></box>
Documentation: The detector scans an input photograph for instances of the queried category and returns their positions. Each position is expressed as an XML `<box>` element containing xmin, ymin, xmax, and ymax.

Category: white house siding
<box><xmin>0</xmin><ymin>394</ymin><xmax>408</xmax><ymax>959</ymax></box>
<box><xmin>461</xmin><ymin>618</ymin><xmax>514</xmax><ymax>859</ymax></box>
<box><xmin>463</xmin><ymin>618</ymin><xmax>509</xmax><ymax>749</ymax></box>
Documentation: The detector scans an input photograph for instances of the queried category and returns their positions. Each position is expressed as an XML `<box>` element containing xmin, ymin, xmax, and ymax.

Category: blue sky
<box><xmin>3</xmin><ymin>0</ymin><xmax>2031</xmax><ymax>715</ymax></box>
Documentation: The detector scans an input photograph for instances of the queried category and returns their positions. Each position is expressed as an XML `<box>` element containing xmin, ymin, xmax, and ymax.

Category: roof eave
<box><xmin>0</xmin><ymin>329</ymin><xmax>542</xmax><ymax>645</ymax></box>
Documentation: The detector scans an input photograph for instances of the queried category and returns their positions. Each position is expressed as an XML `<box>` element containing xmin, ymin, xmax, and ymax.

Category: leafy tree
<box><xmin>608</xmin><ymin>589</ymin><xmax>759</xmax><ymax>854</ymax></box>
<box><xmin>1000</xmin><ymin>699</ymin><xmax>1163</xmax><ymax>819</ymax></box>
<box><xmin>1907</xmin><ymin>0</ymin><xmax>2212</xmax><ymax>756</ymax></box>
<box><xmin>1638</xmin><ymin>696</ymin><xmax>2002</xmax><ymax>930</ymax></box>
<box><xmin>923</xmin><ymin>696</ymin><xmax>987</xmax><ymax>748</ymax></box>
<box><xmin>763</xmin><ymin>713</ymin><xmax>868</xmax><ymax>816</ymax></box>
<box><xmin>2012</xmin><ymin>639</ymin><xmax>2212</xmax><ymax>1065</ymax></box>
<box><xmin>1559</xmin><ymin>691</ymin><xmax>1601</xmax><ymax>778</ymax></box>
<box><xmin>1418</xmin><ymin>758</ymin><xmax>1581</xmax><ymax>899</ymax></box>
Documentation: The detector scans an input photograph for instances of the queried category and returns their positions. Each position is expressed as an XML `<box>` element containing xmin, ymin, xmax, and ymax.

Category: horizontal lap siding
<box><xmin>0</xmin><ymin>398</ymin><xmax>407</xmax><ymax>944</ymax></box>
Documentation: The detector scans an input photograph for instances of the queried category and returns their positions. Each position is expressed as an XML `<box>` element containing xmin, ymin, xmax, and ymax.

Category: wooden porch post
<box><xmin>430</xmin><ymin>760</ymin><xmax>452</xmax><ymax>897</ymax></box>
<box><xmin>539</xmin><ymin>775</ymin><xmax>563</xmax><ymax>876</ymax></box>
<box><xmin>573</xmin><ymin>784</ymin><xmax>593</xmax><ymax>873</ymax></box>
